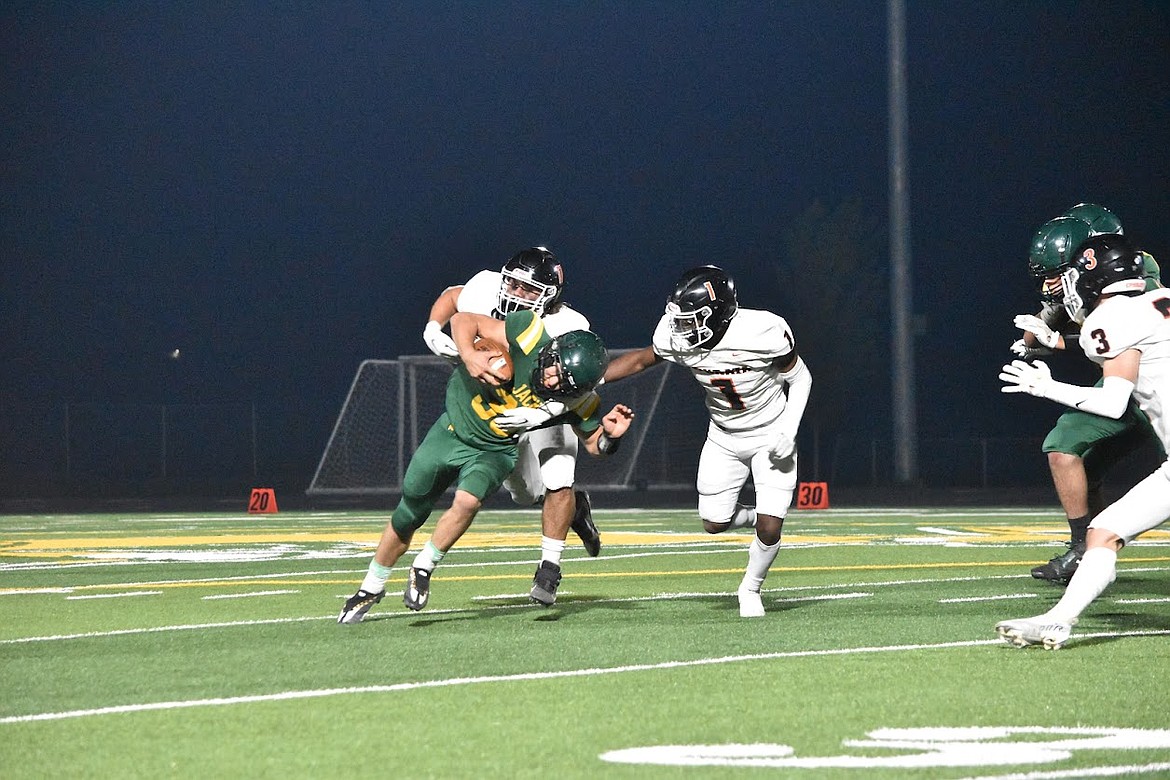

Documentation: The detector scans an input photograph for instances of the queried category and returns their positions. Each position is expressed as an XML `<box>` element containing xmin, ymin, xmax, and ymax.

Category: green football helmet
<box><xmin>1063</xmin><ymin>202</ymin><xmax>1124</xmax><ymax>236</ymax></box>
<box><xmin>532</xmin><ymin>330</ymin><xmax>609</xmax><ymax>400</ymax></box>
<box><xmin>1028</xmin><ymin>217</ymin><xmax>1092</xmax><ymax>301</ymax></box>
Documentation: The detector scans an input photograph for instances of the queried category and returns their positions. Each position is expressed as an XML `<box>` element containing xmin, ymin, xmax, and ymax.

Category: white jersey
<box><xmin>456</xmin><ymin>270</ymin><xmax>590</xmax><ymax>336</ymax></box>
<box><xmin>451</xmin><ymin>267</ymin><xmax>590</xmax><ymax>502</ymax></box>
<box><xmin>1078</xmin><ymin>288</ymin><xmax>1170</xmax><ymax>449</ymax></box>
<box><xmin>652</xmin><ymin>308</ymin><xmax>797</xmax><ymax>433</ymax></box>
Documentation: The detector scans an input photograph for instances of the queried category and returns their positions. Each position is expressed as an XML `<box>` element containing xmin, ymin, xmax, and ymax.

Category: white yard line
<box><xmin>4</xmin><ymin>630</ymin><xmax>1169</xmax><ymax>725</ymax></box>
<box><xmin>65</xmin><ymin>591</ymin><xmax>161</xmax><ymax>600</ymax></box>
<box><xmin>955</xmin><ymin>762</ymin><xmax>1170</xmax><ymax>780</ymax></box>
<box><xmin>201</xmin><ymin>590</ymin><xmax>300</xmax><ymax>600</ymax></box>
<box><xmin>1</xmin><ymin>567</ymin><xmax>1159</xmax><ymax>647</ymax></box>
<box><xmin>777</xmin><ymin>592</ymin><xmax>873</xmax><ymax>603</ymax></box>
<box><xmin>940</xmin><ymin>593</ymin><xmax>1042</xmax><ymax>604</ymax></box>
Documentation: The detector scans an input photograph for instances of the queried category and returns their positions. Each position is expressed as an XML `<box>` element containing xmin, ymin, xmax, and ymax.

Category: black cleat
<box><xmin>403</xmin><ymin>567</ymin><xmax>432</xmax><ymax>611</ymax></box>
<box><xmin>338</xmin><ymin>589</ymin><xmax>384</xmax><ymax>624</ymax></box>
<box><xmin>1030</xmin><ymin>541</ymin><xmax>1085</xmax><ymax>584</ymax></box>
<box><xmin>530</xmin><ymin>561</ymin><xmax>562</xmax><ymax>606</ymax></box>
<box><xmin>570</xmin><ymin>489</ymin><xmax>601</xmax><ymax>557</ymax></box>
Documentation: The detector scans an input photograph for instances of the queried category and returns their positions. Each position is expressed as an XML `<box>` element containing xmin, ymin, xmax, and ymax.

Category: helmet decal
<box><xmin>1061</xmin><ymin>234</ymin><xmax>1142</xmax><ymax>323</ymax></box>
<box><xmin>665</xmin><ymin>265</ymin><xmax>739</xmax><ymax>350</ymax></box>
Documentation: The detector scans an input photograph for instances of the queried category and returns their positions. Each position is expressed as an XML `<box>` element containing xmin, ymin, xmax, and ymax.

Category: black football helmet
<box><xmin>497</xmin><ymin>247</ymin><xmax>564</xmax><ymax>317</ymax></box>
<box><xmin>665</xmin><ymin>265</ymin><xmax>738</xmax><ymax>349</ymax></box>
<box><xmin>1061</xmin><ymin>233</ymin><xmax>1145</xmax><ymax>322</ymax></box>
<box><xmin>531</xmin><ymin>330</ymin><xmax>609</xmax><ymax>400</ymax></box>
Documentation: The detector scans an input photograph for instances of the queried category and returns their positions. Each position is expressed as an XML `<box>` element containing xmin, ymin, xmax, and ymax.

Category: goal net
<box><xmin>306</xmin><ymin>353</ymin><xmax>708</xmax><ymax>496</ymax></box>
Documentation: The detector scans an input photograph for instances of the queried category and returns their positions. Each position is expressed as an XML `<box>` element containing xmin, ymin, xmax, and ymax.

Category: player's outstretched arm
<box><xmin>999</xmin><ymin>351</ymin><xmax>1138</xmax><ymax>418</ymax></box>
<box><xmin>578</xmin><ymin>404</ymin><xmax>635</xmax><ymax>456</ymax></box>
<box><xmin>428</xmin><ymin>285</ymin><xmax>463</xmax><ymax>327</ymax></box>
<box><xmin>603</xmin><ymin>346</ymin><xmax>661</xmax><ymax>385</ymax></box>
<box><xmin>423</xmin><ymin>285</ymin><xmax>464</xmax><ymax>359</ymax></box>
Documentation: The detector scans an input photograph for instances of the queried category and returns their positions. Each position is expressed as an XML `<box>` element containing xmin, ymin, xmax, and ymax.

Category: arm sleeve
<box><xmin>776</xmin><ymin>356</ymin><xmax>812</xmax><ymax>436</ymax></box>
<box><xmin>1042</xmin><ymin>375</ymin><xmax>1134</xmax><ymax>419</ymax></box>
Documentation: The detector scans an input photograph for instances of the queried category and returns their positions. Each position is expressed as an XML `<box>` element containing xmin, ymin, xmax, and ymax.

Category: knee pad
<box><xmin>539</xmin><ymin>452</ymin><xmax>578</xmax><ymax>492</ymax></box>
<box><xmin>391</xmin><ymin>493</ymin><xmax>433</xmax><ymax>536</ymax></box>
<box><xmin>698</xmin><ymin>492</ymin><xmax>736</xmax><ymax>527</ymax></box>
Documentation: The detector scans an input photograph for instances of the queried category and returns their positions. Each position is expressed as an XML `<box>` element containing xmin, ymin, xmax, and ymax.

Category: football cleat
<box><xmin>403</xmin><ymin>567</ymin><xmax>432</xmax><ymax>611</ymax></box>
<box><xmin>1030</xmin><ymin>541</ymin><xmax>1085</xmax><ymax>584</ymax></box>
<box><xmin>338</xmin><ymin>589</ymin><xmax>384</xmax><ymax>624</ymax></box>
<box><xmin>995</xmin><ymin>615</ymin><xmax>1074</xmax><ymax>650</ymax></box>
<box><xmin>570</xmin><ymin>489</ymin><xmax>601</xmax><ymax>557</ymax></box>
<box><xmin>737</xmin><ymin>588</ymin><xmax>765</xmax><ymax>618</ymax></box>
<box><xmin>530</xmin><ymin>560</ymin><xmax>563</xmax><ymax>606</ymax></box>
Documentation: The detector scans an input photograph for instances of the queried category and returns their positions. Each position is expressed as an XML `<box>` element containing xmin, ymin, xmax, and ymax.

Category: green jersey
<box><xmin>443</xmin><ymin>310</ymin><xmax>603</xmax><ymax>451</ymax></box>
<box><xmin>1141</xmin><ymin>250</ymin><xmax>1162</xmax><ymax>291</ymax></box>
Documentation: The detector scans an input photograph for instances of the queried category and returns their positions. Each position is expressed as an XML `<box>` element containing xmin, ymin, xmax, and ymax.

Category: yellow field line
<box><xmin>21</xmin><ymin>555</ymin><xmax>1164</xmax><ymax>593</ymax></box>
<box><xmin>12</xmin><ymin>525</ymin><xmax>1170</xmax><ymax>552</ymax></box>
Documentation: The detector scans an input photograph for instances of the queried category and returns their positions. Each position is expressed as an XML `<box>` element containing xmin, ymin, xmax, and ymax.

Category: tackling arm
<box><xmin>577</xmin><ymin>404</ymin><xmax>635</xmax><ymax>456</ymax></box>
<box><xmin>999</xmin><ymin>350</ymin><xmax>1139</xmax><ymax>418</ymax></box>
<box><xmin>423</xmin><ymin>285</ymin><xmax>465</xmax><ymax>360</ymax></box>
<box><xmin>428</xmin><ymin>285</ymin><xmax>464</xmax><ymax>327</ymax></box>
<box><xmin>603</xmin><ymin>346</ymin><xmax>662</xmax><ymax>384</ymax></box>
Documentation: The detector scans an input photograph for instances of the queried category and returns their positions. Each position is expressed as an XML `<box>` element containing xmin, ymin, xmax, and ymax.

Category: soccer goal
<box><xmin>306</xmin><ymin>353</ymin><xmax>708</xmax><ymax>497</ymax></box>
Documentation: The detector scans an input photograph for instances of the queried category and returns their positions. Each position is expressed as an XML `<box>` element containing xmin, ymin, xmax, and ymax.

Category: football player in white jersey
<box><xmin>603</xmin><ymin>265</ymin><xmax>813</xmax><ymax>617</ymax></box>
<box><xmin>997</xmin><ymin>233</ymin><xmax>1170</xmax><ymax>648</ymax></box>
<box><xmin>1012</xmin><ymin>204</ymin><xmax>1163</xmax><ymax>585</ymax></box>
<box><xmin>418</xmin><ymin>246</ymin><xmax>600</xmax><ymax>606</ymax></box>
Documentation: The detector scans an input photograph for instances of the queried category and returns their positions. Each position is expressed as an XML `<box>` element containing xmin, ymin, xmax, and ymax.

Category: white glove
<box><xmin>769</xmin><ymin>432</ymin><xmax>796</xmax><ymax>461</ymax></box>
<box><xmin>1009</xmin><ymin>339</ymin><xmax>1054</xmax><ymax>359</ymax></box>
<box><xmin>1013</xmin><ymin>314</ymin><xmax>1061</xmax><ymax>349</ymax></box>
<box><xmin>494</xmin><ymin>405</ymin><xmax>555</xmax><ymax>434</ymax></box>
<box><xmin>999</xmin><ymin>359</ymin><xmax>1054</xmax><ymax>397</ymax></box>
<box><xmin>423</xmin><ymin>321</ymin><xmax>459</xmax><ymax>360</ymax></box>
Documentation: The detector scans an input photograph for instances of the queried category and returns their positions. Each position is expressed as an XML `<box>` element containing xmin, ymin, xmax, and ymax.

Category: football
<box><xmin>474</xmin><ymin>337</ymin><xmax>514</xmax><ymax>381</ymax></box>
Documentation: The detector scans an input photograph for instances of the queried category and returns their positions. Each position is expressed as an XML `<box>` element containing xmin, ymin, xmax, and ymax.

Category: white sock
<box><xmin>1049</xmin><ymin>546</ymin><xmax>1117</xmax><ymax>624</ymax></box>
<box><xmin>729</xmin><ymin>504</ymin><xmax>757</xmax><ymax>529</ymax></box>
<box><xmin>739</xmin><ymin>535</ymin><xmax>781</xmax><ymax>593</ymax></box>
<box><xmin>410</xmin><ymin>540</ymin><xmax>445</xmax><ymax>573</ymax></box>
<box><xmin>541</xmin><ymin>535</ymin><xmax>566</xmax><ymax>566</ymax></box>
<box><xmin>359</xmin><ymin>560</ymin><xmax>392</xmax><ymax>594</ymax></box>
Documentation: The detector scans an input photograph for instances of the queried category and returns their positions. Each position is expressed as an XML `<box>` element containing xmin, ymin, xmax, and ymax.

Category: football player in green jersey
<box><xmin>1010</xmin><ymin>203</ymin><xmax>1163</xmax><ymax>584</ymax></box>
<box><xmin>338</xmin><ymin>309</ymin><xmax>634</xmax><ymax>623</ymax></box>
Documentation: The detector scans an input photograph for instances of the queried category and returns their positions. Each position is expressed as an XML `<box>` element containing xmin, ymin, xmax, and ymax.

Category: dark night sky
<box><xmin>3</xmin><ymin>2</ymin><xmax>1169</xmax><ymax>479</ymax></box>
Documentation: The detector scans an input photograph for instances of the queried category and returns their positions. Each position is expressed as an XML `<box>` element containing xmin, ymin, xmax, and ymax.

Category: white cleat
<box><xmin>995</xmin><ymin>615</ymin><xmax>1074</xmax><ymax>650</ymax></box>
<box><xmin>738</xmin><ymin>588</ymin><xmax>765</xmax><ymax>618</ymax></box>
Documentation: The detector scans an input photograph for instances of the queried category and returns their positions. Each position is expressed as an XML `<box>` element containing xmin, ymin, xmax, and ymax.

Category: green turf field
<box><xmin>3</xmin><ymin>506</ymin><xmax>1170</xmax><ymax>778</ymax></box>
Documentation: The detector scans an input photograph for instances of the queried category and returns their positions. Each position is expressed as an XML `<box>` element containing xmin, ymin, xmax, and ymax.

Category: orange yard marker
<box><xmin>248</xmin><ymin>488</ymin><xmax>278</xmax><ymax>514</ymax></box>
<box><xmin>796</xmin><ymin>482</ymin><xmax>829</xmax><ymax>510</ymax></box>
